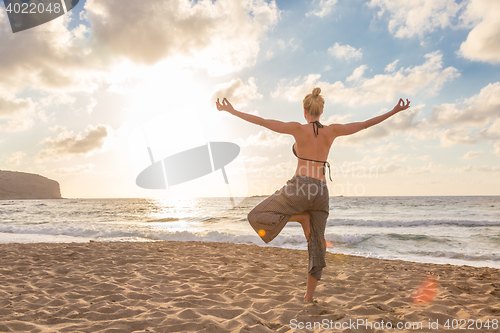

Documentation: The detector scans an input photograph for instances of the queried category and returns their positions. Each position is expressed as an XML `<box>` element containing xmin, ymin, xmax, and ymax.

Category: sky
<box><xmin>0</xmin><ymin>0</ymin><xmax>499</xmax><ymax>198</ymax></box>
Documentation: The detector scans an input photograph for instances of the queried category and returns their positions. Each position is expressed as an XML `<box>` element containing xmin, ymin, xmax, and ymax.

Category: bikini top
<box><xmin>292</xmin><ymin>120</ymin><xmax>332</xmax><ymax>181</ymax></box>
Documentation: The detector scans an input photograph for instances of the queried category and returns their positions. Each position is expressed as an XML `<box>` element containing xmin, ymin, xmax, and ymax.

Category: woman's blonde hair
<box><xmin>302</xmin><ymin>87</ymin><xmax>324</xmax><ymax>117</ymax></box>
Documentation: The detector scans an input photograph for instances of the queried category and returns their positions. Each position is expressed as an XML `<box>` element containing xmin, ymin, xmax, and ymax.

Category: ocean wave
<box><xmin>386</xmin><ymin>233</ymin><xmax>450</xmax><ymax>243</ymax></box>
<box><xmin>1</xmin><ymin>196</ymin><xmax>499</xmax><ymax>268</ymax></box>
<box><xmin>0</xmin><ymin>223</ymin><xmax>148</xmax><ymax>240</ymax></box>
<box><xmin>406</xmin><ymin>250</ymin><xmax>500</xmax><ymax>262</ymax></box>
<box><xmin>325</xmin><ymin>233</ymin><xmax>374</xmax><ymax>245</ymax></box>
<box><xmin>147</xmin><ymin>217</ymin><xmax>180</xmax><ymax>223</ymax></box>
<box><xmin>149</xmin><ymin>230</ymin><xmax>262</xmax><ymax>246</ymax></box>
<box><xmin>327</xmin><ymin>218</ymin><xmax>500</xmax><ymax>227</ymax></box>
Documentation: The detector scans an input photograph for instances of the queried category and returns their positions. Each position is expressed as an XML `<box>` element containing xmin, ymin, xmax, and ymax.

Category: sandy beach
<box><xmin>1</xmin><ymin>241</ymin><xmax>499</xmax><ymax>332</ymax></box>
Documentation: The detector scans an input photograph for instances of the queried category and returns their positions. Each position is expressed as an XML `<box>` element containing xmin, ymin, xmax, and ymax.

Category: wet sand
<box><xmin>1</xmin><ymin>241</ymin><xmax>499</xmax><ymax>332</ymax></box>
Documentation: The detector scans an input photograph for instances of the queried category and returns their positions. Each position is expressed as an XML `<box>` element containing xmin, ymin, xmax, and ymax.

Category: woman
<box><xmin>216</xmin><ymin>88</ymin><xmax>410</xmax><ymax>302</ymax></box>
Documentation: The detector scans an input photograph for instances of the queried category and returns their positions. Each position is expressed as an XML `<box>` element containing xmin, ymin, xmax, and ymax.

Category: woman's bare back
<box><xmin>293</xmin><ymin>122</ymin><xmax>336</xmax><ymax>182</ymax></box>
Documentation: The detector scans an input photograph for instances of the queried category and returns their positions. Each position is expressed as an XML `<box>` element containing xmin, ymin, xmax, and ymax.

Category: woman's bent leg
<box><xmin>247</xmin><ymin>177</ymin><xmax>310</xmax><ymax>243</ymax></box>
<box><xmin>290</xmin><ymin>211</ymin><xmax>311</xmax><ymax>242</ymax></box>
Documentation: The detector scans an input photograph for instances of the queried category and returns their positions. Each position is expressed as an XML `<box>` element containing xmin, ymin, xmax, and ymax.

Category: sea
<box><xmin>1</xmin><ymin>196</ymin><xmax>499</xmax><ymax>269</ymax></box>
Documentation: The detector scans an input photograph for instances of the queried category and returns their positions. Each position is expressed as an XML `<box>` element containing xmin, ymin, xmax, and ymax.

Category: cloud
<box><xmin>458</xmin><ymin>0</ymin><xmax>500</xmax><ymax>64</ymax></box>
<box><xmin>36</xmin><ymin>124</ymin><xmax>113</xmax><ymax>161</ymax></box>
<box><xmin>245</xmin><ymin>160</ymin><xmax>296</xmax><ymax>181</ymax></box>
<box><xmin>336</xmin><ymin>106</ymin><xmax>424</xmax><ymax>145</ymax></box>
<box><xmin>478</xmin><ymin>118</ymin><xmax>500</xmax><ymax>140</ymax></box>
<box><xmin>241</xmin><ymin>155</ymin><xmax>269</xmax><ymax>165</ymax></box>
<box><xmin>327</xmin><ymin>156</ymin><xmax>442</xmax><ymax>177</ymax></box>
<box><xmin>385</xmin><ymin>59</ymin><xmax>399</xmax><ymax>72</ymax></box>
<box><xmin>0</xmin><ymin>117</ymin><xmax>35</xmax><ymax>133</ymax></box>
<box><xmin>235</xmin><ymin>130</ymin><xmax>293</xmax><ymax>147</ymax></box>
<box><xmin>328</xmin><ymin>43</ymin><xmax>362</xmax><ymax>61</ymax></box>
<box><xmin>456</xmin><ymin>164</ymin><xmax>500</xmax><ymax>173</ymax></box>
<box><xmin>377</xmin><ymin>163</ymin><xmax>403</xmax><ymax>175</ymax></box>
<box><xmin>0</xmin><ymin>94</ymin><xmax>35</xmax><ymax>119</ymax></box>
<box><xmin>462</xmin><ymin>150</ymin><xmax>482</xmax><ymax>159</ymax></box>
<box><xmin>405</xmin><ymin>162</ymin><xmax>438</xmax><ymax>175</ymax></box>
<box><xmin>0</xmin><ymin>0</ymin><xmax>279</xmax><ymax>132</ymax></box>
<box><xmin>0</xmin><ymin>6</ymin><xmax>107</xmax><ymax>135</ymax></box>
<box><xmin>0</xmin><ymin>11</ymin><xmax>102</xmax><ymax>95</ymax></box>
<box><xmin>429</xmin><ymin>82</ymin><xmax>500</xmax><ymax>146</ymax></box>
<box><xmin>439</xmin><ymin>128</ymin><xmax>479</xmax><ymax>146</ymax></box>
<box><xmin>272</xmin><ymin>52</ymin><xmax>458</xmax><ymax>106</ymax></box>
<box><xmin>0</xmin><ymin>92</ymin><xmax>37</xmax><ymax>132</ymax></box>
<box><xmin>346</xmin><ymin>65</ymin><xmax>368</xmax><ymax>82</ymax></box>
<box><xmin>53</xmin><ymin>164</ymin><xmax>96</xmax><ymax>174</ymax></box>
<box><xmin>85</xmin><ymin>0</ymin><xmax>279</xmax><ymax>74</ymax></box>
<box><xmin>38</xmin><ymin>93</ymin><xmax>77</xmax><ymax>109</ymax></box>
<box><xmin>373</xmin><ymin>142</ymin><xmax>400</xmax><ymax>154</ymax></box>
<box><xmin>392</xmin><ymin>154</ymin><xmax>408</xmax><ymax>162</ymax></box>
<box><xmin>277</xmin><ymin>38</ymin><xmax>299</xmax><ymax>52</ymax></box>
<box><xmin>494</xmin><ymin>142</ymin><xmax>500</xmax><ymax>157</ymax></box>
<box><xmin>368</xmin><ymin>0</ymin><xmax>463</xmax><ymax>39</ymax></box>
<box><xmin>321</xmin><ymin>113</ymin><xmax>353</xmax><ymax>125</ymax></box>
<box><xmin>85</xmin><ymin>98</ymin><xmax>98</xmax><ymax>115</ymax></box>
<box><xmin>306</xmin><ymin>0</ymin><xmax>338</xmax><ymax>18</ymax></box>
<box><xmin>328</xmin><ymin>156</ymin><xmax>443</xmax><ymax>177</ymax></box>
<box><xmin>430</xmin><ymin>82</ymin><xmax>500</xmax><ymax>126</ymax></box>
<box><xmin>211</xmin><ymin>77</ymin><xmax>263</xmax><ymax>107</ymax></box>
<box><xmin>368</xmin><ymin>0</ymin><xmax>500</xmax><ymax>64</ymax></box>
<box><xmin>5</xmin><ymin>151</ymin><xmax>26</xmax><ymax>166</ymax></box>
<box><xmin>373</xmin><ymin>161</ymin><xmax>441</xmax><ymax>176</ymax></box>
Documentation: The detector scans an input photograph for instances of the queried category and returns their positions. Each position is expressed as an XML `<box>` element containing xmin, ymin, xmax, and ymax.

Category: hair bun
<box><xmin>312</xmin><ymin>87</ymin><xmax>321</xmax><ymax>97</ymax></box>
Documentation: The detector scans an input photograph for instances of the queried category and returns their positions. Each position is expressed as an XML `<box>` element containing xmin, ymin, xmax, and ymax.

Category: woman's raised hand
<box><xmin>216</xmin><ymin>98</ymin><xmax>235</xmax><ymax>113</ymax></box>
<box><xmin>393</xmin><ymin>98</ymin><xmax>411</xmax><ymax>113</ymax></box>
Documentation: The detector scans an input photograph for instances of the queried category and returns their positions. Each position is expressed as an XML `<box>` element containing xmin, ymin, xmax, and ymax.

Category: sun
<box><xmin>120</xmin><ymin>58</ymin><xmax>242</xmax><ymax>198</ymax></box>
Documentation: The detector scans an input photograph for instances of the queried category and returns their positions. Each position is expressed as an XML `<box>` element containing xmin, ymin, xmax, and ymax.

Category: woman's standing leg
<box><xmin>305</xmin><ymin>273</ymin><xmax>320</xmax><ymax>302</ymax></box>
<box><xmin>304</xmin><ymin>209</ymin><xmax>328</xmax><ymax>302</ymax></box>
<box><xmin>304</xmin><ymin>183</ymin><xmax>329</xmax><ymax>302</ymax></box>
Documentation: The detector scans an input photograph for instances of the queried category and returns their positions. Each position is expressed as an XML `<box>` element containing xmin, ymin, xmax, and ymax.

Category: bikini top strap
<box><xmin>292</xmin><ymin>143</ymin><xmax>325</xmax><ymax>164</ymax></box>
<box><xmin>324</xmin><ymin>161</ymin><xmax>333</xmax><ymax>181</ymax></box>
<box><xmin>292</xmin><ymin>144</ymin><xmax>298</xmax><ymax>158</ymax></box>
<box><xmin>292</xmin><ymin>144</ymin><xmax>333</xmax><ymax>181</ymax></box>
<box><xmin>310</xmin><ymin>120</ymin><xmax>323</xmax><ymax>137</ymax></box>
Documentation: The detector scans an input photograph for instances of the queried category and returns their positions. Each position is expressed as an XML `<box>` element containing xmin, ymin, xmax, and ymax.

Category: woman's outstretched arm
<box><xmin>216</xmin><ymin>98</ymin><xmax>300</xmax><ymax>135</ymax></box>
<box><xmin>331</xmin><ymin>98</ymin><xmax>410</xmax><ymax>137</ymax></box>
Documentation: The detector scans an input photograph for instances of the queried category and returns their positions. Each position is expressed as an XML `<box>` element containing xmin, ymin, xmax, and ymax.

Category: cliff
<box><xmin>0</xmin><ymin>170</ymin><xmax>62</xmax><ymax>200</ymax></box>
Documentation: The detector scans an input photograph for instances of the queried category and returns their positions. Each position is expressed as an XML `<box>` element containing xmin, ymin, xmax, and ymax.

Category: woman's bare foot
<box><xmin>290</xmin><ymin>212</ymin><xmax>311</xmax><ymax>242</ymax></box>
<box><xmin>304</xmin><ymin>273</ymin><xmax>319</xmax><ymax>303</ymax></box>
